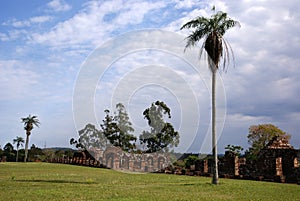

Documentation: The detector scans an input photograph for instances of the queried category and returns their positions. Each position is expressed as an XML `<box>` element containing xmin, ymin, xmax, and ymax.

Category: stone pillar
<box><xmin>141</xmin><ymin>159</ymin><xmax>146</xmax><ymax>172</ymax></box>
<box><xmin>234</xmin><ymin>156</ymin><xmax>239</xmax><ymax>176</ymax></box>
<box><xmin>114</xmin><ymin>158</ymin><xmax>120</xmax><ymax>170</ymax></box>
<box><xmin>276</xmin><ymin>157</ymin><xmax>283</xmax><ymax>176</ymax></box>
<box><xmin>294</xmin><ymin>157</ymin><xmax>299</xmax><ymax>168</ymax></box>
<box><xmin>153</xmin><ymin>157</ymin><xmax>158</xmax><ymax>172</ymax></box>
<box><xmin>203</xmin><ymin>159</ymin><xmax>208</xmax><ymax>174</ymax></box>
<box><xmin>129</xmin><ymin>159</ymin><xmax>134</xmax><ymax>172</ymax></box>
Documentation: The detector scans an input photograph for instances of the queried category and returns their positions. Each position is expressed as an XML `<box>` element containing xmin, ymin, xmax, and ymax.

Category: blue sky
<box><xmin>1</xmin><ymin>0</ymin><xmax>299</xmax><ymax>153</ymax></box>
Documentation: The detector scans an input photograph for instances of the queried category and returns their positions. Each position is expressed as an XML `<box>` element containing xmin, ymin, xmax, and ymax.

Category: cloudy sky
<box><xmin>1</xmin><ymin>0</ymin><xmax>299</xmax><ymax>153</ymax></box>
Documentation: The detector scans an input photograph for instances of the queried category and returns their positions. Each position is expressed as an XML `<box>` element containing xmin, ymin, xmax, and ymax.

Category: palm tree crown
<box><xmin>13</xmin><ymin>136</ymin><xmax>24</xmax><ymax>148</ymax></box>
<box><xmin>181</xmin><ymin>9</ymin><xmax>240</xmax><ymax>71</ymax></box>
<box><xmin>21</xmin><ymin>115</ymin><xmax>40</xmax><ymax>135</ymax></box>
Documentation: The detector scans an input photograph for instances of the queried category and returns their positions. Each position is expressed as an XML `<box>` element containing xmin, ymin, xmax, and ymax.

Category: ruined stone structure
<box><xmin>255</xmin><ymin>136</ymin><xmax>299</xmax><ymax>182</ymax></box>
<box><xmin>220</xmin><ymin>151</ymin><xmax>246</xmax><ymax>178</ymax></box>
<box><xmin>172</xmin><ymin>135</ymin><xmax>299</xmax><ymax>183</ymax></box>
<box><xmin>87</xmin><ymin>146</ymin><xmax>172</xmax><ymax>172</ymax></box>
<box><xmin>50</xmin><ymin>146</ymin><xmax>172</xmax><ymax>173</ymax></box>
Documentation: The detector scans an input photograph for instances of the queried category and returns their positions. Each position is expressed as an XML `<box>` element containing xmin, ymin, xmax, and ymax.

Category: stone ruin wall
<box><xmin>90</xmin><ymin>146</ymin><xmax>172</xmax><ymax>173</ymax></box>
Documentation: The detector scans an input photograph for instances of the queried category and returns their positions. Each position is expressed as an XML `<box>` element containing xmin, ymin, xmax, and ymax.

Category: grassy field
<box><xmin>0</xmin><ymin>162</ymin><xmax>299</xmax><ymax>201</ymax></box>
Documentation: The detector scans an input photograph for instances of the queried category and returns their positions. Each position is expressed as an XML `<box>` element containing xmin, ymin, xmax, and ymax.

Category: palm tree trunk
<box><xmin>212</xmin><ymin>70</ymin><xmax>219</xmax><ymax>185</ymax></box>
<box><xmin>24</xmin><ymin>133</ymin><xmax>30</xmax><ymax>162</ymax></box>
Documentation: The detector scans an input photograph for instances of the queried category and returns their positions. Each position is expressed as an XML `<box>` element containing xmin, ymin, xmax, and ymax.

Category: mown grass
<box><xmin>0</xmin><ymin>162</ymin><xmax>299</xmax><ymax>201</ymax></box>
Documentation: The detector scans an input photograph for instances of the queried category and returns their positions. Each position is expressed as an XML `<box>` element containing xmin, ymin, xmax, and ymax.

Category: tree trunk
<box><xmin>211</xmin><ymin>70</ymin><xmax>219</xmax><ymax>185</ymax></box>
<box><xmin>16</xmin><ymin>147</ymin><xmax>19</xmax><ymax>162</ymax></box>
<box><xmin>24</xmin><ymin>133</ymin><xmax>30</xmax><ymax>162</ymax></box>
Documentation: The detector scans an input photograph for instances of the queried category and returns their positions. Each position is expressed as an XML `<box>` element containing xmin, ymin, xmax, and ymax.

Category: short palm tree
<box><xmin>181</xmin><ymin>8</ymin><xmax>239</xmax><ymax>184</ymax></box>
<box><xmin>13</xmin><ymin>136</ymin><xmax>24</xmax><ymax>162</ymax></box>
<box><xmin>21</xmin><ymin>115</ymin><xmax>40</xmax><ymax>162</ymax></box>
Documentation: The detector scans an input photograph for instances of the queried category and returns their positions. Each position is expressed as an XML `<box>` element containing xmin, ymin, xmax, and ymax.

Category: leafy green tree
<box><xmin>78</xmin><ymin>123</ymin><xmax>107</xmax><ymax>150</ymax></box>
<box><xmin>42</xmin><ymin>149</ymin><xmax>56</xmax><ymax>161</ymax></box>
<box><xmin>184</xmin><ymin>155</ymin><xmax>200</xmax><ymax>169</ymax></box>
<box><xmin>225</xmin><ymin>144</ymin><xmax>244</xmax><ymax>156</ymax></box>
<box><xmin>3</xmin><ymin>143</ymin><xmax>15</xmax><ymax>161</ymax></box>
<box><xmin>101</xmin><ymin>103</ymin><xmax>136</xmax><ymax>152</ymax></box>
<box><xmin>247</xmin><ymin>124</ymin><xmax>290</xmax><ymax>156</ymax></box>
<box><xmin>13</xmin><ymin>136</ymin><xmax>24</xmax><ymax>162</ymax></box>
<box><xmin>4</xmin><ymin>143</ymin><xmax>14</xmax><ymax>153</ymax></box>
<box><xmin>113</xmin><ymin>103</ymin><xmax>136</xmax><ymax>152</ymax></box>
<box><xmin>101</xmin><ymin>109</ymin><xmax>117</xmax><ymax>145</ymax></box>
<box><xmin>139</xmin><ymin>101</ymin><xmax>179</xmax><ymax>153</ymax></box>
<box><xmin>54</xmin><ymin>149</ymin><xmax>65</xmax><ymax>158</ymax></box>
<box><xmin>21</xmin><ymin>115</ymin><xmax>40</xmax><ymax>162</ymax></box>
<box><xmin>69</xmin><ymin>138</ymin><xmax>85</xmax><ymax>149</ymax></box>
<box><xmin>181</xmin><ymin>8</ymin><xmax>239</xmax><ymax>184</ymax></box>
<box><xmin>28</xmin><ymin>144</ymin><xmax>44</xmax><ymax>162</ymax></box>
<box><xmin>64</xmin><ymin>149</ymin><xmax>74</xmax><ymax>159</ymax></box>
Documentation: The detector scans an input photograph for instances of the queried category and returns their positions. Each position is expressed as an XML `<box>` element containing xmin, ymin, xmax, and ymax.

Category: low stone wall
<box><xmin>49</xmin><ymin>147</ymin><xmax>172</xmax><ymax>173</ymax></box>
<box><xmin>48</xmin><ymin>157</ymin><xmax>107</xmax><ymax>168</ymax></box>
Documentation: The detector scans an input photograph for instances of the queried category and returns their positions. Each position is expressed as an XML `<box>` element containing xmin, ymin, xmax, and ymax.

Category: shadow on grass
<box><xmin>15</xmin><ymin>179</ymin><xmax>96</xmax><ymax>184</ymax></box>
<box><xmin>181</xmin><ymin>182</ymin><xmax>220</xmax><ymax>186</ymax></box>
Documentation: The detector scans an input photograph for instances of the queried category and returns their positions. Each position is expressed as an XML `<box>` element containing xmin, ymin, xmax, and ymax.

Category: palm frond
<box><xmin>181</xmin><ymin>9</ymin><xmax>240</xmax><ymax>71</ymax></box>
<box><xmin>180</xmin><ymin>17</ymin><xmax>209</xmax><ymax>30</ymax></box>
<box><xmin>224</xmin><ymin>37</ymin><xmax>237</xmax><ymax>68</ymax></box>
<box><xmin>199</xmin><ymin>40</ymin><xmax>206</xmax><ymax>60</ymax></box>
<box><xmin>21</xmin><ymin>115</ymin><xmax>40</xmax><ymax>127</ymax></box>
<box><xmin>183</xmin><ymin>26</ymin><xmax>210</xmax><ymax>51</ymax></box>
<box><xmin>221</xmin><ymin>38</ymin><xmax>230</xmax><ymax>71</ymax></box>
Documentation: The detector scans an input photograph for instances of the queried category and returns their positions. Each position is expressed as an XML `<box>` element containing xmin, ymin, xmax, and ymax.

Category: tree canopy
<box><xmin>13</xmin><ymin>136</ymin><xmax>24</xmax><ymax>149</ymax></box>
<box><xmin>101</xmin><ymin>103</ymin><xmax>136</xmax><ymax>152</ymax></box>
<box><xmin>21</xmin><ymin>115</ymin><xmax>40</xmax><ymax>135</ymax></box>
<box><xmin>225</xmin><ymin>144</ymin><xmax>244</xmax><ymax>156</ymax></box>
<box><xmin>247</xmin><ymin>124</ymin><xmax>291</xmax><ymax>156</ymax></box>
<box><xmin>78</xmin><ymin>123</ymin><xmax>107</xmax><ymax>150</ymax></box>
<box><xmin>180</xmin><ymin>8</ymin><xmax>240</xmax><ymax>71</ymax></box>
<box><xmin>139</xmin><ymin>101</ymin><xmax>179</xmax><ymax>153</ymax></box>
<box><xmin>72</xmin><ymin>102</ymin><xmax>179</xmax><ymax>154</ymax></box>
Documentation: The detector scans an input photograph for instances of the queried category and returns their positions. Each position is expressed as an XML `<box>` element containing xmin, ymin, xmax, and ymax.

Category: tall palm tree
<box><xmin>181</xmin><ymin>8</ymin><xmax>239</xmax><ymax>184</ymax></box>
<box><xmin>21</xmin><ymin>115</ymin><xmax>40</xmax><ymax>162</ymax></box>
<box><xmin>13</xmin><ymin>136</ymin><xmax>24</xmax><ymax>162</ymax></box>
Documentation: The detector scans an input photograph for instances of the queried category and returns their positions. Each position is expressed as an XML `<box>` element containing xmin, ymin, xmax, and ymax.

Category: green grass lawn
<box><xmin>0</xmin><ymin>162</ymin><xmax>299</xmax><ymax>201</ymax></box>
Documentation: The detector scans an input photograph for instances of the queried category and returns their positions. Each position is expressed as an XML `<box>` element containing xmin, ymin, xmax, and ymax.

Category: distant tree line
<box><xmin>0</xmin><ymin>140</ymin><xmax>74</xmax><ymax>162</ymax></box>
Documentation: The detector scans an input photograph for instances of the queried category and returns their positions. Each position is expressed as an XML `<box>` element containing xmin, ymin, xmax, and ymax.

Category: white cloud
<box><xmin>227</xmin><ymin>113</ymin><xmax>271</xmax><ymax>124</ymax></box>
<box><xmin>15</xmin><ymin>46</ymin><xmax>26</xmax><ymax>55</ymax></box>
<box><xmin>11</xmin><ymin>19</ymin><xmax>30</xmax><ymax>28</ymax></box>
<box><xmin>113</xmin><ymin>1</ymin><xmax>166</xmax><ymax>25</ymax></box>
<box><xmin>0</xmin><ymin>33</ymin><xmax>9</xmax><ymax>41</ymax></box>
<box><xmin>0</xmin><ymin>29</ymin><xmax>30</xmax><ymax>42</ymax></box>
<box><xmin>3</xmin><ymin>16</ymin><xmax>53</xmax><ymax>28</ymax></box>
<box><xmin>47</xmin><ymin>0</ymin><xmax>71</xmax><ymax>12</ymax></box>
<box><xmin>31</xmin><ymin>0</ymin><xmax>167</xmax><ymax>48</ymax></box>
<box><xmin>0</xmin><ymin>60</ymin><xmax>39</xmax><ymax>100</ymax></box>
<box><xmin>30</xmin><ymin>16</ymin><xmax>53</xmax><ymax>23</ymax></box>
<box><xmin>174</xmin><ymin>0</ymin><xmax>201</xmax><ymax>9</ymax></box>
